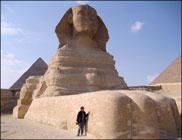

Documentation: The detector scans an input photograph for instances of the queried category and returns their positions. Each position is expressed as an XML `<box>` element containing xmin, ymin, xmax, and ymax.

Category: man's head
<box><xmin>80</xmin><ymin>106</ymin><xmax>84</xmax><ymax>111</ymax></box>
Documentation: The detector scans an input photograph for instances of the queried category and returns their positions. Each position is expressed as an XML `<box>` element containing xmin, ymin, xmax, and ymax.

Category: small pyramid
<box><xmin>10</xmin><ymin>57</ymin><xmax>48</xmax><ymax>90</ymax></box>
<box><xmin>150</xmin><ymin>55</ymin><xmax>181</xmax><ymax>85</ymax></box>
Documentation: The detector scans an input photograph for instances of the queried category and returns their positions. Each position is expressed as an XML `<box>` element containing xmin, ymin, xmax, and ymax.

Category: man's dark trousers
<box><xmin>78</xmin><ymin>120</ymin><xmax>85</xmax><ymax>135</ymax></box>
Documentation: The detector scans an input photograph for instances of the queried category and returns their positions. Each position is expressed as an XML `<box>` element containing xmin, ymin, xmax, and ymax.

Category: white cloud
<box><xmin>1</xmin><ymin>21</ymin><xmax>23</xmax><ymax>35</ymax></box>
<box><xmin>1</xmin><ymin>5</ymin><xmax>22</xmax><ymax>35</ymax></box>
<box><xmin>147</xmin><ymin>73</ymin><xmax>159</xmax><ymax>83</ymax></box>
<box><xmin>6</xmin><ymin>53</ymin><xmax>15</xmax><ymax>59</ymax></box>
<box><xmin>76</xmin><ymin>1</ymin><xmax>89</xmax><ymax>4</ymax></box>
<box><xmin>130</xmin><ymin>21</ymin><xmax>144</xmax><ymax>32</ymax></box>
<box><xmin>1</xmin><ymin>16</ymin><xmax>34</xmax><ymax>45</ymax></box>
<box><xmin>1</xmin><ymin>50</ymin><xmax>29</xmax><ymax>89</ymax></box>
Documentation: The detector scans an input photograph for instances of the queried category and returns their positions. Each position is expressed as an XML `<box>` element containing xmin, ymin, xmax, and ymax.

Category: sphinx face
<box><xmin>72</xmin><ymin>5</ymin><xmax>99</xmax><ymax>37</ymax></box>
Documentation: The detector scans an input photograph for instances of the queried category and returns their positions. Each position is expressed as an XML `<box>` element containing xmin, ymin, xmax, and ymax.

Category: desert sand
<box><xmin>1</xmin><ymin>113</ymin><xmax>95</xmax><ymax>139</ymax></box>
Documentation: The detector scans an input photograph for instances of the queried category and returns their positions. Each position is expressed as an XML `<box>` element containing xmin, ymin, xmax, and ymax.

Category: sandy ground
<box><xmin>1</xmin><ymin>113</ymin><xmax>95</xmax><ymax>139</ymax></box>
<box><xmin>1</xmin><ymin>113</ymin><xmax>181</xmax><ymax>139</ymax></box>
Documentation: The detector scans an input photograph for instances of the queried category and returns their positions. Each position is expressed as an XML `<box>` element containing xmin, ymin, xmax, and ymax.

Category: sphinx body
<box><xmin>33</xmin><ymin>5</ymin><xmax>127</xmax><ymax>97</ymax></box>
<box><xmin>25</xmin><ymin>90</ymin><xmax>181</xmax><ymax>139</ymax></box>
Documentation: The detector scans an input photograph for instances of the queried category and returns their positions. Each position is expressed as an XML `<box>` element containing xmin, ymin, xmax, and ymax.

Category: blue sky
<box><xmin>1</xmin><ymin>1</ymin><xmax>181</xmax><ymax>88</ymax></box>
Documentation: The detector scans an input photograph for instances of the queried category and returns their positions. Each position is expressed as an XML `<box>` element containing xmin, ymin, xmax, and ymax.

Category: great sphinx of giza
<box><xmin>14</xmin><ymin>5</ymin><xmax>181</xmax><ymax>139</ymax></box>
<box><xmin>32</xmin><ymin>4</ymin><xmax>127</xmax><ymax>97</ymax></box>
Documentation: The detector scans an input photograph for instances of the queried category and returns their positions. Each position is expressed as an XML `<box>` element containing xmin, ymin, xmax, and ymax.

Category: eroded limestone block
<box><xmin>13</xmin><ymin>105</ymin><xmax>29</xmax><ymax>118</ymax></box>
<box><xmin>24</xmin><ymin>90</ymin><xmax>181</xmax><ymax>139</ymax></box>
<box><xmin>135</xmin><ymin>90</ymin><xmax>181</xmax><ymax>138</ymax></box>
<box><xmin>25</xmin><ymin>91</ymin><xmax>131</xmax><ymax>139</ymax></box>
<box><xmin>173</xmin><ymin>96</ymin><xmax>181</xmax><ymax>117</ymax></box>
<box><xmin>13</xmin><ymin>76</ymin><xmax>41</xmax><ymax>118</ymax></box>
<box><xmin>120</xmin><ymin>91</ymin><xmax>160</xmax><ymax>139</ymax></box>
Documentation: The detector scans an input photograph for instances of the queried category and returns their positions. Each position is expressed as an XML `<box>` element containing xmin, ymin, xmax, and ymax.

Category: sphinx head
<box><xmin>55</xmin><ymin>4</ymin><xmax>109</xmax><ymax>52</ymax></box>
<box><xmin>71</xmin><ymin>5</ymin><xmax>98</xmax><ymax>38</ymax></box>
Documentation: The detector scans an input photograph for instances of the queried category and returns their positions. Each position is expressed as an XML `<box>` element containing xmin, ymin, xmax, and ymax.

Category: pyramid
<box><xmin>10</xmin><ymin>57</ymin><xmax>48</xmax><ymax>90</ymax></box>
<box><xmin>150</xmin><ymin>55</ymin><xmax>181</xmax><ymax>85</ymax></box>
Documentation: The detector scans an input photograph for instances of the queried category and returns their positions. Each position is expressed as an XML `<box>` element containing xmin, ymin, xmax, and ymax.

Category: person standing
<box><xmin>76</xmin><ymin>106</ymin><xmax>90</xmax><ymax>136</ymax></box>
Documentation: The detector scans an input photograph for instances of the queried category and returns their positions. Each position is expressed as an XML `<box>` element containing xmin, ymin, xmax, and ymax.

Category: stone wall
<box><xmin>129</xmin><ymin>85</ymin><xmax>162</xmax><ymax>91</ymax></box>
<box><xmin>153</xmin><ymin>83</ymin><xmax>181</xmax><ymax>95</ymax></box>
<box><xmin>1</xmin><ymin>89</ymin><xmax>20</xmax><ymax>113</ymax></box>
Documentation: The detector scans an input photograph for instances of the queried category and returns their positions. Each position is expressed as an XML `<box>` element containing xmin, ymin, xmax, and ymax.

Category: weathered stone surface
<box><xmin>1</xmin><ymin>89</ymin><xmax>19</xmax><ymax>113</ymax></box>
<box><xmin>151</xmin><ymin>83</ymin><xmax>182</xmax><ymax>116</ymax></box>
<box><xmin>13</xmin><ymin>76</ymin><xmax>41</xmax><ymax>118</ymax></box>
<box><xmin>33</xmin><ymin>4</ymin><xmax>127</xmax><ymax>97</ymax></box>
<box><xmin>134</xmin><ymin>90</ymin><xmax>181</xmax><ymax>138</ymax></box>
<box><xmin>13</xmin><ymin>105</ymin><xmax>30</xmax><ymax>119</ymax></box>
<box><xmin>173</xmin><ymin>96</ymin><xmax>181</xmax><ymax>117</ymax></box>
<box><xmin>129</xmin><ymin>83</ymin><xmax>181</xmax><ymax>117</ymax></box>
<box><xmin>25</xmin><ymin>90</ymin><xmax>180</xmax><ymax>139</ymax></box>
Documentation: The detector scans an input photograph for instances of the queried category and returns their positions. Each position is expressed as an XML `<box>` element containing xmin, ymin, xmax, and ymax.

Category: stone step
<box><xmin>45</xmin><ymin>72</ymin><xmax>119</xmax><ymax>79</ymax></box>
<box><xmin>1</xmin><ymin>99</ymin><xmax>16</xmax><ymax>106</ymax></box>
<box><xmin>43</xmin><ymin>85</ymin><xmax>123</xmax><ymax>96</ymax></box>
<box><xmin>45</xmin><ymin>76</ymin><xmax>122</xmax><ymax>87</ymax></box>
<box><xmin>49</xmin><ymin>57</ymin><xmax>115</xmax><ymax>65</ymax></box>
<box><xmin>55</xmin><ymin>48</ymin><xmax>114</xmax><ymax>59</ymax></box>
<box><xmin>42</xmin><ymin>86</ymin><xmax>100</xmax><ymax>96</ymax></box>
<box><xmin>46</xmin><ymin>66</ymin><xmax>118</xmax><ymax>75</ymax></box>
<box><xmin>1</xmin><ymin>95</ymin><xmax>15</xmax><ymax>100</ymax></box>
<box><xmin>1</xmin><ymin>92</ymin><xmax>14</xmax><ymax>98</ymax></box>
<box><xmin>49</xmin><ymin>62</ymin><xmax>115</xmax><ymax>69</ymax></box>
<box><xmin>57</xmin><ymin>52</ymin><xmax>114</xmax><ymax>60</ymax></box>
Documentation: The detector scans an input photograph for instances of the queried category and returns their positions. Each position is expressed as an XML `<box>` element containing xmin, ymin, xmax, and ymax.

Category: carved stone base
<box><xmin>24</xmin><ymin>90</ymin><xmax>181</xmax><ymax>139</ymax></box>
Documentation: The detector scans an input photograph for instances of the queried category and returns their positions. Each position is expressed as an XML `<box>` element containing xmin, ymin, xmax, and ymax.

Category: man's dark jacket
<box><xmin>77</xmin><ymin>111</ymin><xmax>88</xmax><ymax>123</ymax></box>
